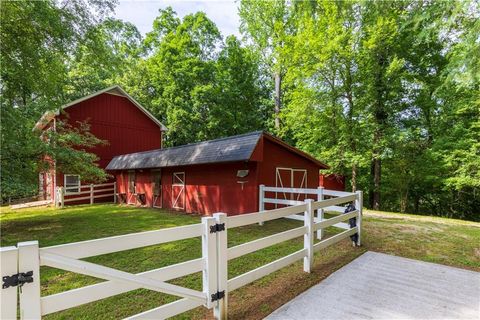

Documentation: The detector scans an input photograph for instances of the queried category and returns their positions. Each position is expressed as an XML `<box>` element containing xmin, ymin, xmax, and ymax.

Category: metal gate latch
<box><xmin>2</xmin><ymin>271</ymin><xmax>34</xmax><ymax>289</ymax></box>
<box><xmin>211</xmin><ymin>290</ymin><xmax>225</xmax><ymax>302</ymax></box>
<box><xmin>210</xmin><ymin>223</ymin><xmax>225</xmax><ymax>233</ymax></box>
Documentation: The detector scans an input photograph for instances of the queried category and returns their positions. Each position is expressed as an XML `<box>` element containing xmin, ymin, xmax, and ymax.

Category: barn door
<box><xmin>292</xmin><ymin>169</ymin><xmax>307</xmax><ymax>201</ymax></box>
<box><xmin>172</xmin><ymin>172</ymin><xmax>185</xmax><ymax>210</ymax></box>
<box><xmin>152</xmin><ymin>170</ymin><xmax>162</xmax><ymax>208</ymax></box>
<box><xmin>44</xmin><ymin>172</ymin><xmax>52</xmax><ymax>200</ymax></box>
<box><xmin>127</xmin><ymin>171</ymin><xmax>136</xmax><ymax>204</ymax></box>
<box><xmin>275</xmin><ymin>167</ymin><xmax>307</xmax><ymax>207</ymax></box>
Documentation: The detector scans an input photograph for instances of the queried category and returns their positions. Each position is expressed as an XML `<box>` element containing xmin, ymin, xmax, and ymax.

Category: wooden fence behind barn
<box><xmin>56</xmin><ymin>182</ymin><xmax>116</xmax><ymax>208</ymax></box>
<box><xmin>1</xmin><ymin>188</ymin><xmax>362</xmax><ymax>320</ymax></box>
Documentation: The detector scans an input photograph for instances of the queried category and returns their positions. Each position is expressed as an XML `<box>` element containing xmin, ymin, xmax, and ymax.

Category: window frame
<box><xmin>64</xmin><ymin>174</ymin><xmax>81</xmax><ymax>194</ymax></box>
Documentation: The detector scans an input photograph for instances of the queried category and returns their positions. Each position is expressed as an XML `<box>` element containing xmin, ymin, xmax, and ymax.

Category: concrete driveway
<box><xmin>267</xmin><ymin>251</ymin><xmax>480</xmax><ymax>319</ymax></box>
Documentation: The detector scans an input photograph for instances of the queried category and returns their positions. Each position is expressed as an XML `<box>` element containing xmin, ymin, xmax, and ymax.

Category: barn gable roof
<box><xmin>34</xmin><ymin>85</ymin><xmax>167</xmax><ymax>131</ymax></box>
<box><xmin>106</xmin><ymin>131</ymin><xmax>329</xmax><ymax>170</ymax></box>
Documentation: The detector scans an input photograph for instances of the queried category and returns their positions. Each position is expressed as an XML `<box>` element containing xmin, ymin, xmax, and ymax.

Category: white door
<box><xmin>172</xmin><ymin>172</ymin><xmax>185</xmax><ymax>209</ymax></box>
<box><xmin>275</xmin><ymin>167</ymin><xmax>307</xmax><ymax>206</ymax></box>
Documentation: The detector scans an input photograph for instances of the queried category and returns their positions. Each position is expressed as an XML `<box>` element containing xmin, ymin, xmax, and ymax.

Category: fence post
<box><xmin>90</xmin><ymin>184</ymin><xmax>94</xmax><ymax>204</ymax></box>
<box><xmin>1</xmin><ymin>246</ymin><xmax>18</xmax><ymax>320</ymax></box>
<box><xmin>317</xmin><ymin>187</ymin><xmax>324</xmax><ymax>240</ymax></box>
<box><xmin>18</xmin><ymin>241</ymin><xmax>41</xmax><ymax>319</ymax></box>
<box><xmin>355</xmin><ymin>191</ymin><xmax>363</xmax><ymax>246</ymax></box>
<box><xmin>60</xmin><ymin>187</ymin><xmax>65</xmax><ymax>209</ymax></box>
<box><xmin>304</xmin><ymin>199</ymin><xmax>314</xmax><ymax>273</ymax></box>
<box><xmin>202</xmin><ymin>216</ymin><xmax>218</xmax><ymax>310</ymax></box>
<box><xmin>113</xmin><ymin>182</ymin><xmax>117</xmax><ymax>204</ymax></box>
<box><xmin>258</xmin><ymin>184</ymin><xmax>265</xmax><ymax>226</ymax></box>
<box><xmin>213</xmin><ymin>213</ymin><xmax>228</xmax><ymax>320</ymax></box>
<box><xmin>55</xmin><ymin>187</ymin><xmax>59</xmax><ymax>208</ymax></box>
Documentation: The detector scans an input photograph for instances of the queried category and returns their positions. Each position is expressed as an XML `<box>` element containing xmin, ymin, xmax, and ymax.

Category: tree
<box><xmin>66</xmin><ymin>18</ymin><xmax>143</xmax><ymax>99</ymax></box>
<box><xmin>215</xmin><ymin>36</ymin><xmax>269</xmax><ymax>136</ymax></box>
<box><xmin>239</xmin><ymin>0</ymin><xmax>295</xmax><ymax>131</ymax></box>
<box><xmin>282</xmin><ymin>1</ymin><xmax>370</xmax><ymax>192</ymax></box>
<box><xmin>0</xmin><ymin>0</ymin><xmax>116</xmax><ymax>200</ymax></box>
<box><xmin>129</xmin><ymin>8</ymin><xmax>268</xmax><ymax>146</ymax></box>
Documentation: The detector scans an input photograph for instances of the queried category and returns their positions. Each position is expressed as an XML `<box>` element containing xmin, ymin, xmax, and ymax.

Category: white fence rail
<box><xmin>1</xmin><ymin>187</ymin><xmax>362</xmax><ymax>319</ymax></box>
<box><xmin>56</xmin><ymin>182</ymin><xmax>116</xmax><ymax>208</ymax></box>
<box><xmin>259</xmin><ymin>185</ymin><xmax>361</xmax><ymax>238</ymax></box>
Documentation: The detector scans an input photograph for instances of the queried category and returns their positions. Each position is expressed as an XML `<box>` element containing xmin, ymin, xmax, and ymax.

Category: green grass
<box><xmin>1</xmin><ymin>204</ymin><xmax>479</xmax><ymax>319</ymax></box>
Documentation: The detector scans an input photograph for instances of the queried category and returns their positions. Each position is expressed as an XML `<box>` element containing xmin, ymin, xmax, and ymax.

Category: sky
<box><xmin>114</xmin><ymin>0</ymin><xmax>241</xmax><ymax>38</ymax></box>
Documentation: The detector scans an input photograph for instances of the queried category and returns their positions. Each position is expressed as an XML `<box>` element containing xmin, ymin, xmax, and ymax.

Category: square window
<box><xmin>65</xmin><ymin>175</ymin><xmax>80</xmax><ymax>194</ymax></box>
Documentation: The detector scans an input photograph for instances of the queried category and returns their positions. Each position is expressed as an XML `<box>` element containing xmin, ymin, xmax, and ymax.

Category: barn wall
<box><xmin>256</xmin><ymin>137</ymin><xmax>322</xmax><ymax>209</ymax></box>
<box><xmin>114</xmin><ymin>161</ymin><xmax>258</xmax><ymax>216</ymax></box>
<box><xmin>57</xmin><ymin>92</ymin><xmax>162</xmax><ymax>170</ymax></box>
<box><xmin>47</xmin><ymin>92</ymin><xmax>162</xmax><ymax>204</ymax></box>
<box><xmin>320</xmin><ymin>174</ymin><xmax>345</xmax><ymax>191</ymax></box>
<box><xmin>256</xmin><ymin>137</ymin><xmax>320</xmax><ymax>188</ymax></box>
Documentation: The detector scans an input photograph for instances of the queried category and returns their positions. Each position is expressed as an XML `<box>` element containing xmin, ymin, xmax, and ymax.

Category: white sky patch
<box><xmin>114</xmin><ymin>0</ymin><xmax>241</xmax><ymax>38</ymax></box>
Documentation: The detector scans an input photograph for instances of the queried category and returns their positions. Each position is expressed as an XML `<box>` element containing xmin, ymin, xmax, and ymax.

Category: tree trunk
<box><xmin>344</xmin><ymin>60</ymin><xmax>357</xmax><ymax>193</ymax></box>
<box><xmin>370</xmin><ymin>127</ymin><xmax>382</xmax><ymax>210</ymax></box>
<box><xmin>351</xmin><ymin>164</ymin><xmax>357</xmax><ymax>192</ymax></box>
<box><xmin>400</xmin><ymin>190</ymin><xmax>408</xmax><ymax>213</ymax></box>
<box><xmin>274</xmin><ymin>72</ymin><xmax>281</xmax><ymax>129</ymax></box>
<box><xmin>372</xmin><ymin>157</ymin><xmax>381</xmax><ymax>210</ymax></box>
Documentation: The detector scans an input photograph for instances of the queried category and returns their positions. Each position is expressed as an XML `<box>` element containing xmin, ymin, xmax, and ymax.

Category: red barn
<box><xmin>34</xmin><ymin>85</ymin><xmax>167</xmax><ymax>202</ymax></box>
<box><xmin>106</xmin><ymin>131</ymin><xmax>329</xmax><ymax>215</ymax></box>
<box><xmin>320</xmin><ymin>174</ymin><xmax>345</xmax><ymax>191</ymax></box>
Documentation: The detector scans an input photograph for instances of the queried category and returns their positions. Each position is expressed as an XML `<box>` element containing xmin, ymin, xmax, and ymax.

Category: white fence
<box><xmin>56</xmin><ymin>182</ymin><xmax>116</xmax><ymax>208</ymax></box>
<box><xmin>259</xmin><ymin>185</ymin><xmax>362</xmax><ymax>239</ymax></box>
<box><xmin>1</xmin><ymin>188</ymin><xmax>362</xmax><ymax>319</ymax></box>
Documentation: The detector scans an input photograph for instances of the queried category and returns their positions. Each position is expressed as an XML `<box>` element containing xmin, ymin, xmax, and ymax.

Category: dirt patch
<box><xmin>390</xmin><ymin>223</ymin><xmax>445</xmax><ymax>234</ymax></box>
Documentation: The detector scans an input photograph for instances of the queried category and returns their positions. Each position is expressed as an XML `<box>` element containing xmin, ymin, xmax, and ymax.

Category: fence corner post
<box><xmin>61</xmin><ymin>187</ymin><xmax>65</xmax><ymax>209</ymax></box>
<box><xmin>113</xmin><ymin>182</ymin><xmax>117</xmax><ymax>204</ymax></box>
<box><xmin>1</xmin><ymin>246</ymin><xmax>18</xmax><ymax>320</ymax></box>
<box><xmin>355</xmin><ymin>190</ymin><xmax>363</xmax><ymax>246</ymax></box>
<box><xmin>18</xmin><ymin>241</ymin><xmax>41</xmax><ymax>319</ymax></box>
<box><xmin>90</xmin><ymin>184</ymin><xmax>94</xmax><ymax>205</ymax></box>
<box><xmin>202</xmin><ymin>216</ymin><xmax>218</xmax><ymax>310</ymax></box>
<box><xmin>55</xmin><ymin>187</ymin><xmax>59</xmax><ymax>208</ymax></box>
<box><xmin>317</xmin><ymin>187</ymin><xmax>324</xmax><ymax>239</ymax></box>
<box><xmin>213</xmin><ymin>212</ymin><xmax>228</xmax><ymax>320</ymax></box>
<box><xmin>258</xmin><ymin>184</ymin><xmax>265</xmax><ymax>226</ymax></box>
<box><xmin>304</xmin><ymin>199</ymin><xmax>314</xmax><ymax>273</ymax></box>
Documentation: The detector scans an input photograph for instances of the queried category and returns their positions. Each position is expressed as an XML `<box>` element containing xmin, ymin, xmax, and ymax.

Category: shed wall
<box><xmin>115</xmin><ymin>161</ymin><xmax>258</xmax><ymax>216</ymax></box>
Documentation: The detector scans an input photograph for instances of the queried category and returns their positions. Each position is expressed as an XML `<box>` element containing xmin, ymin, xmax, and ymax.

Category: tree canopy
<box><xmin>1</xmin><ymin>0</ymin><xmax>478</xmax><ymax>220</ymax></box>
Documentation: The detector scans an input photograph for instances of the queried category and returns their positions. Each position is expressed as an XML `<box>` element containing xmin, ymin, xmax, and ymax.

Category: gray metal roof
<box><xmin>106</xmin><ymin>131</ymin><xmax>263</xmax><ymax>170</ymax></box>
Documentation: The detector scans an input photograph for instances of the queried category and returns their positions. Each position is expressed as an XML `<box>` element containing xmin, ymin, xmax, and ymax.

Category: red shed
<box><xmin>35</xmin><ymin>85</ymin><xmax>167</xmax><ymax>202</ymax></box>
<box><xmin>320</xmin><ymin>174</ymin><xmax>345</xmax><ymax>191</ymax></box>
<box><xmin>106</xmin><ymin>131</ymin><xmax>329</xmax><ymax>216</ymax></box>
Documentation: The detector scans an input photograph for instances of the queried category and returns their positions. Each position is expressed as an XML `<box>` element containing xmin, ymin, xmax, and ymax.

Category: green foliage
<box><xmin>124</xmin><ymin>8</ymin><xmax>267</xmax><ymax>146</ymax></box>
<box><xmin>0</xmin><ymin>0</ymin><xmax>116</xmax><ymax>201</ymax></box>
<box><xmin>244</xmin><ymin>0</ymin><xmax>479</xmax><ymax>219</ymax></box>
<box><xmin>1</xmin><ymin>0</ymin><xmax>479</xmax><ymax>220</ymax></box>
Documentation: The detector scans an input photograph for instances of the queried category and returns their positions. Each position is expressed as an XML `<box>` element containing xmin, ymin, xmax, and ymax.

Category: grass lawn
<box><xmin>1</xmin><ymin>204</ymin><xmax>479</xmax><ymax>319</ymax></box>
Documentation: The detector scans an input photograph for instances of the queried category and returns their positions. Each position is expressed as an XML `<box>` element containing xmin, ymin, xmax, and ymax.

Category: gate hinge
<box><xmin>2</xmin><ymin>271</ymin><xmax>34</xmax><ymax>289</ymax></box>
<box><xmin>210</xmin><ymin>223</ymin><xmax>225</xmax><ymax>233</ymax></box>
<box><xmin>211</xmin><ymin>290</ymin><xmax>225</xmax><ymax>302</ymax></box>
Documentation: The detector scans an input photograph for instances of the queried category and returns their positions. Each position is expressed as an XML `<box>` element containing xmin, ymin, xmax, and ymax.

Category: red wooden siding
<box><xmin>256</xmin><ymin>137</ymin><xmax>320</xmax><ymax>209</ymax></box>
<box><xmin>116</xmin><ymin>162</ymin><xmax>258</xmax><ymax>216</ymax></box>
<box><xmin>41</xmin><ymin>91</ymin><xmax>163</xmax><ymax>204</ymax></box>
<box><xmin>112</xmin><ymin>134</ymin><xmax>325</xmax><ymax>216</ymax></box>
<box><xmin>57</xmin><ymin>93</ymin><xmax>162</xmax><ymax>170</ymax></box>
<box><xmin>320</xmin><ymin>174</ymin><xmax>345</xmax><ymax>191</ymax></box>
